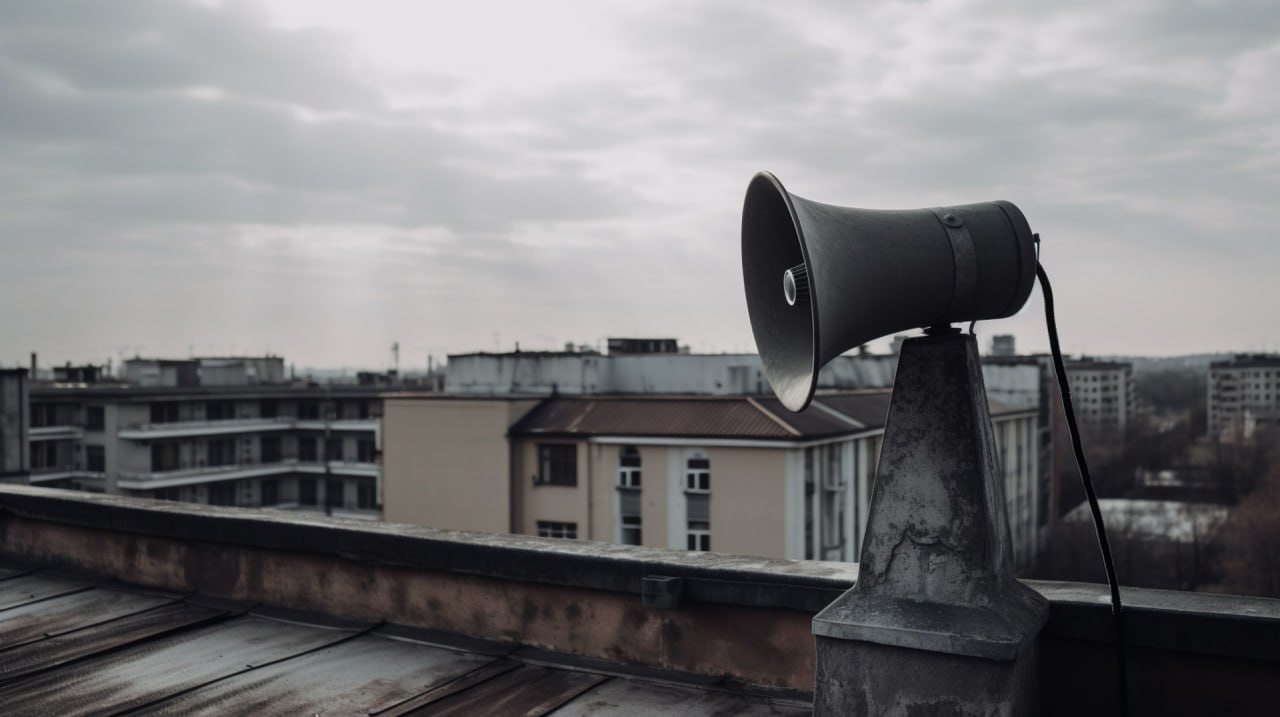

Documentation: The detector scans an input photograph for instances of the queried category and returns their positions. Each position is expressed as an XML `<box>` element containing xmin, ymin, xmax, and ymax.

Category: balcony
<box><xmin>117</xmin><ymin>459</ymin><xmax>380</xmax><ymax>489</ymax></box>
<box><xmin>118</xmin><ymin>417</ymin><xmax>379</xmax><ymax>440</ymax></box>
<box><xmin>28</xmin><ymin>425</ymin><xmax>84</xmax><ymax>442</ymax></box>
<box><xmin>28</xmin><ymin>466</ymin><xmax>105</xmax><ymax>484</ymax></box>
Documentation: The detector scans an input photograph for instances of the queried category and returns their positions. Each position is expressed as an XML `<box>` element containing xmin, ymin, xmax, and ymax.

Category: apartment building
<box><xmin>1064</xmin><ymin>358</ymin><xmax>1137</xmax><ymax>434</ymax></box>
<box><xmin>24</xmin><ymin>357</ymin><xmax>403</xmax><ymax>518</ymax></box>
<box><xmin>1208</xmin><ymin>354</ymin><xmax>1280</xmax><ymax>439</ymax></box>
<box><xmin>383</xmin><ymin>391</ymin><xmax>1042</xmax><ymax>569</ymax></box>
<box><xmin>444</xmin><ymin>346</ymin><xmax>898</xmax><ymax>396</ymax></box>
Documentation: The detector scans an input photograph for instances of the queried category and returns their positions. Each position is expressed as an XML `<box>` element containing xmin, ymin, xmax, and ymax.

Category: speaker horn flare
<box><xmin>741</xmin><ymin>172</ymin><xmax>1037</xmax><ymax>412</ymax></box>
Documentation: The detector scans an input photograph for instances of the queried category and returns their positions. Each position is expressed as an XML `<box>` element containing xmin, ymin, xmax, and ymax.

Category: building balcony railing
<box><xmin>118</xmin><ymin>417</ymin><xmax>378</xmax><ymax>440</ymax></box>
<box><xmin>28</xmin><ymin>466</ymin><xmax>106</xmax><ymax>483</ymax></box>
<box><xmin>28</xmin><ymin>425</ymin><xmax>85</xmax><ymax>442</ymax></box>
<box><xmin>117</xmin><ymin>458</ymin><xmax>380</xmax><ymax>490</ymax></box>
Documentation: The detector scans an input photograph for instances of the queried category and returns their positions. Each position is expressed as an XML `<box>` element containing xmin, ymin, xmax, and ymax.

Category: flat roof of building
<box><xmin>0</xmin><ymin>567</ymin><xmax>809</xmax><ymax>715</ymax></box>
<box><xmin>29</xmin><ymin>384</ymin><xmax>438</xmax><ymax>401</ymax></box>
<box><xmin>1211</xmin><ymin>354</ymin><xmax>1280</xmax><ymax>369</ymax></box>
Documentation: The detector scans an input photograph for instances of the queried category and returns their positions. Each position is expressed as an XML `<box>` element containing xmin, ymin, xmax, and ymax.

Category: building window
<box><xmin>150</xmin><ymin>443</ymin><xmax>179</xmax><ymax>472</ymax></box>
<box><xmin>207</xmin><ymin>438</ymin><xmax>236</xmax><ymax>467</ymax></box>
<box><xmin>86</xmin><ymin>406</ymin><xmax>105</xmax><ymax>431</ymax></box>
<box><xmin>150</xmin><ymin>402</ymin><xmax>179</xmax><ymax>424</ymax></box>
<box><xmin>617</xmin><ymin>446</ymin><xmax>642</xmax><ymax>545</ymax></box>
<box><xmin>299</xmin><ymin>401</ymin><xmax>321</xmax><ymax>420</ymax></box>
<box><xmin>537</xmin><ymin>444</ymin><xmax>577</xmax><ymax>486</ymax></box>
<box><xmin>299</xmin><ymin>437</ymin><xmax>317</xmax><ymax>462</ymax></box>
<box><xmin>299</xmin><ymin>478</ymin><xmax>318</xmax><ymax>506</ymax></box>
<box><xmin>261</xmin><ymin>436</ymin><xmax>281</xmax><ymax>464</ymax></box>
<box><xmin>86</xmin><ymin>445</ymin><xmax>105</xmax><ymax>473</ymax></box>
<box><xmin>260</xmin><ymin>479</ymin><xmax>279</xmax><ymax>506</ymax></box>
<box><xmin>205</xmin><ymin>400</ymin><xmax>235</xmax><ymax>421</ymax></box>
<box><xmin>687</xmin><ymin>522</ymin><xmax>710</xmax><ymax>551</ymax></box>
<box><xmin>357</xmin><ymin>438</ymin><xmax>376</xmax><ymax>463</ymax></box>
<box><xmin>618</xmin><ymin>446</ymin><xmax>641</xmax><ymax>488</ymax></box>
<box><xmin>326</xmin><ymin>478</ymin><xmax>344</xmax><ymax>509</ymax></box>
<box><xmin>260</xmin><ymin>400</ymin><xmax>278</xmax><ymax>419</ymax></box>
<box><xmin>685</xmin><ymin>457</ymin><xmax>710</xmax><ymax>492</ymax></box>
<box><xmin>685</xmin><ymin>455</ymin><xmax>710</xmax><ymax>551</ymax></box>
<box><xmin>208</xmin><ymin>482</ymin><xmax>236</xmax><ymax>506</ymax></box>
<box><xmin>537</xmin><ymin>521</ymin><xmax>577</xmax><ymax>539</ymax></box>
<box><xmin>356</xmin><ymin>478</ymin><xmax>377</xmax><ymax>509</ymax></box>
<box><xmin>621</xmin><ymin>515</ymin><xmax>642</xmax><ymax>546</ymax></box>
<box><xmin>325</xmin><ymin>437</ymin><xmax>344</xmax><ymax>462</ymax></box>
<box><xmin>154</xmin><ymin>487</ymin><xmax>181</xmax><ymax>502</ymax></box>
<box><xmin>820</xmin><ymin>447</ymin><xmax>846</xmax><ymax>561</ymax></box>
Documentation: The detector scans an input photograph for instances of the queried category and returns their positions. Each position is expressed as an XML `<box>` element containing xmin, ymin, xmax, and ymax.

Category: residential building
<box><xmin>606</xmin><ymin>337</ymin><xmax>682</xmax><ymax>355</ymax></box>
<box><xmin>21</xmin><ymin>356</ymin><xmax>414</xmax><ymax>518</ymax></box>
<box><xmin>1208</xmin><ymin>354</ymin><xmax>1280</xmax><ymax>439</ymax></box>
<box><xmin>444</xmin><ymin>347</ymin><xmax>898</xmax><ymax>396</ymax></box>
<box><xmin>382</xmin><ymin>390</ymin><xmax>1042</xmax><ymax>570</ymax></box>
<box><xmin>989</xmin><ymin>334</ymin><xmax>1017</xmax><ymax>357</ymax></box>
<box><xmin>1064</xmin><ymin>358</ymin><xmax>1136</xmax><ymax>434</ymax></box>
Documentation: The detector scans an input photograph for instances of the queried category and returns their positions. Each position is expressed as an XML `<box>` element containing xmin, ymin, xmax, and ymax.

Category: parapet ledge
<box><xmin>0</xmin><ymin>485</ymin><xmax>854</xmax><ymax>613</ymax></box>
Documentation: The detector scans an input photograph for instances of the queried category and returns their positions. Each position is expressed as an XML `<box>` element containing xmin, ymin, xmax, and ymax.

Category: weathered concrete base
<box><xmin>814</xmin><ymin>637</ymin><xmax>1039</xmax><ymax>716</ymax></box>
<box><xmin>811</xmin><ymin>334</ymin><xmax>1047</xmax><ymax>714</ymax></box>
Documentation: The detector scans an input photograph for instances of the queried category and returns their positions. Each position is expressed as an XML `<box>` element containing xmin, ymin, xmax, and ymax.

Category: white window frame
<box><xmin>620</xmin><ymin>514</ymin><xmax>642</xmax><ymax>545</ymax></box>
<box><xmin>618</xmin><ymin>446</ymin><xmax>642</xmax><ymax>489</ymax></box>
<box><xmin>687</xmin><ymin>523</ymin><xmax>710</xmax><ymax>552</ymax></box>
<box><xmin>536</xmin><ymin>521</ymin><xmax>578</xmax><ymax>539</ymax></box>
<box><xmin>685</xmin><ymin>457</ymin><xmax>710</xmax><ymax>493</ymax></box>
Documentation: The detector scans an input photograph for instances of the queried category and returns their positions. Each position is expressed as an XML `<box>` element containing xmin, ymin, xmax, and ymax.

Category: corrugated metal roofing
<box><xmin>510</xmin><ymin>391</ymin><xmax>1022</xmax><ymax>441</ymax></box>
<box><xmin>512</xmin><ymin>397</ymin><xmax>801</xmax><ymax>439</ymax></box>
<box><xmin>0</xmin><ymin>568</ymin><xmax>810</xmax><ymax>716</ymax></box>
<box><xmin>812</xmin><ymin>392</ymin><xmax>894</xmax><ymax>430</ymax></box>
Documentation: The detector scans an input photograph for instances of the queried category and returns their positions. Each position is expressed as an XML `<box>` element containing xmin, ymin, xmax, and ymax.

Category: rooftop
<box><xmin>1211</xmin><ymin>354</ymin><xmax>1280</xmax><ymax>369</ymax></box>
<box><xmin>0</xmin><ymin>568</ymin><xmax>807</xmax><ymax>716</ymax></box>
<box><xmin>1</xmin><ymin>486</ymin><xmax>1278</xmax><ymax>715</ymax></box>
<box><xmin>29</xmin><ymin>383</ymin><xmax>429</xmax><ymax>401</ymax></box>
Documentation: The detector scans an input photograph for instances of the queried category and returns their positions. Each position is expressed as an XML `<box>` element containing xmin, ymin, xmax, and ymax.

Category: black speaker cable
<box><xmin>1037</xmin><ymin>261</ymin><xmax>1129</xmax><ymax>716</ymax></box>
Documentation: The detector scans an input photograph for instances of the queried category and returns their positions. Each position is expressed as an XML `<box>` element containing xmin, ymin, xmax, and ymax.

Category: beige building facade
<box><xmin>383</xmin><ymin>393</ymin><xmax>1041</xmax><ymax>568</ymax></box>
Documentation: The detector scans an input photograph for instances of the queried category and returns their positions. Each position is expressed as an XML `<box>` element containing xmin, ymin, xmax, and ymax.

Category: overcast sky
<box><xmin>2</xmin><ymin>0</ymin><xmax>1277</xmax><ymax>370</ymax></box>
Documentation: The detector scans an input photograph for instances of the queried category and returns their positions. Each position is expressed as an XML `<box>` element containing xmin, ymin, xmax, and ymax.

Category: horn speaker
<box><xmin>742</xmin><ymin>171</ymin><xmax>1037</xmax><ymax>411</ymax></box>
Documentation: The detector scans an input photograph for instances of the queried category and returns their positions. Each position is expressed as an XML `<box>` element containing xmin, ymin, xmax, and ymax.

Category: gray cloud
<box><xmin>2</xmin><ymin>0</ymin><xmax>1278</xmax><ymax>365</ymax></box>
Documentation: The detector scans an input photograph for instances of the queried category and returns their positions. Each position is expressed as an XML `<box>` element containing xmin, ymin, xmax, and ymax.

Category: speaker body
<box><xmin>742</xmin><ymin>172</ymin><xmax>1036</xmax><ymax>412</ymax></box>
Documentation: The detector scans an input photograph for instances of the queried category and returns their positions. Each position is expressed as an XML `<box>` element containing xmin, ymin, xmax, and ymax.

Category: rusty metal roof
<box><xmin>509</xmin><ymin>395</ymin><xmax>876</xmax><ymax>441</ymax></box>
<box><xmin>0</xmin><ymin>567</ymin><xmax>810</xmax><ymax>716</ymax></box>
<box><xmin>509</xmin><ymin>391</ymin><xmax>1025</xmax><ymax>442</ymax></box>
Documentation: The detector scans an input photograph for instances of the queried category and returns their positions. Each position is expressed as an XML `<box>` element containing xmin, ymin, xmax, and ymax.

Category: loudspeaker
<box><xmin>742</xmin><ymin>171</ymin><xmax>1037</xmax><ymax>411</ymax></box>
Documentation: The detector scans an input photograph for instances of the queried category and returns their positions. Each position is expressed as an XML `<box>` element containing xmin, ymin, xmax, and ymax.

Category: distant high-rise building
<box><xmin>607</xmin><ymin>337</ymin><xmax>680</xmax><ymax>355</ymax></box>
<box><xmin>990</xmin><ymin>334</ymin><xmax>1016</xmax><ymax>357</ymax></box>
<box><xmin>20</xmin><ymin>356</ymin><xmax>429</xmax><ymax>517</ymax></box>
<box><xmin>1208</xmin><ymin>355</ymin><xmax>1280</xmax><ymax>439</ymax></box>
<box><xmin>1064</xmin><ymin>358</ymin><xmax>1136</xmax><ymax>434</ymax></box>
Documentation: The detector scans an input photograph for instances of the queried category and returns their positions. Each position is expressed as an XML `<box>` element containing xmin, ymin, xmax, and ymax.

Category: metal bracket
<box><xmin>641</xmin><ymin>576</ymin><xmax>684</xmax><ymax>610</ymax></box>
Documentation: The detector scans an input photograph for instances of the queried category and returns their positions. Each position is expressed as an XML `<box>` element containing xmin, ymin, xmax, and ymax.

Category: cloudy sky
<box><xmin>2</xmin><ymin>0</ymin><xmax>1277</xmax><ymax>370</ymax></box>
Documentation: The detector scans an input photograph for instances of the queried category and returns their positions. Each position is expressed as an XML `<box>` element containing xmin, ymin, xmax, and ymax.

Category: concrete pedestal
<box><xmin>812</xmin><ymin>333</ymin><xmax>1047</xmax><ymax>715</ymax></box>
